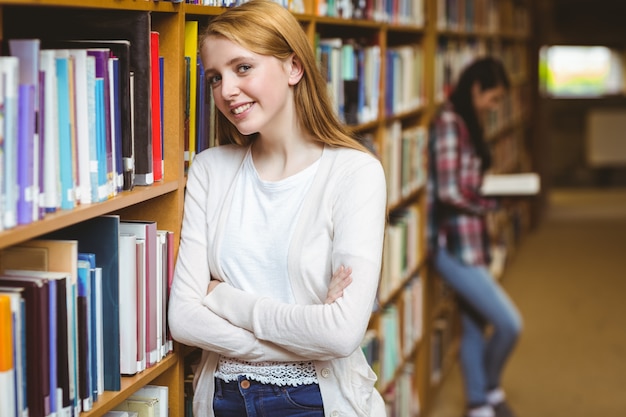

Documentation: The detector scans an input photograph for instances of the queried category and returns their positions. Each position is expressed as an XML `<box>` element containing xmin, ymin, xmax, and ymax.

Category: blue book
<box><xmin>78</xmin><ymin>253</ymin><xmax>101</xmax><ymax>403</ymax></box>
<box><xmin>44</xmin><ymin>215</ymin><xmax>121</xmax><ymax>392</ymax></box>
<box><xmin>54</xmin><ymin>50</ymin><xmax>75</xmax><ymax>211</ymax></box>
<box><xmin>0</xmin><ymin>57</ymin><xmax>19</xmax><ymax>229</ymax></box>
<box><xmin>94</xmin><ymin>79</ymin><xmax>109</xmax><ymax>203</ymax></box>
<box><xmin>16</xmin><ymin>84</ymin><xmax>36</xmax><ymax>225</ymax></box>
<box><xmin>76</xmin><ymin>259</ymin><xmax>93</xmax><ymax>412</ymax></box>
<box><xmin>195</xmin><ymin>54</ymin><xmax>207</xmax><ymax>154</ymax></box>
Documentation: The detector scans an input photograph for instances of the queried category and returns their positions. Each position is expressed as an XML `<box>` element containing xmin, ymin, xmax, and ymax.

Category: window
<box><xmin>539</xmin><ymin>45</ymin><xmax>623</xmax><ymax>97</ymax></box>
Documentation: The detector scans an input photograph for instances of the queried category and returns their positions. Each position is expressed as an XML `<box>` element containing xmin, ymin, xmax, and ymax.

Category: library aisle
<box><xmin>427</xmin><ymin>188</ymin><xmax>626</xmax><ymax>417</ymax></box>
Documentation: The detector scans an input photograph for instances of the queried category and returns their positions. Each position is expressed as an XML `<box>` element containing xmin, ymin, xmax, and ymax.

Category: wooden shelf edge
<box><xmin>82</xmin><ymin>353</ymin><xmax>179</xmax><ymax>417</ymax></box>
<box><xmin>0</xmin><ymin>0</ymin><xmax>178</xmax><ymax>12</ymax></box>
<box><xmin>0</xmin><ymin>180</ymin><xmax>180</xmax><ymax>250</ymax></box>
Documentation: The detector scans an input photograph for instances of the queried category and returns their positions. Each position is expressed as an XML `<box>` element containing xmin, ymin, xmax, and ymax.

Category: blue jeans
<box><xmin>213</xmin><ymin>376</ymin><xmax>325</xmax><ymax>417</ymax></box>
<box><xmin>434</xmin><ymin>248</ymin><xmax>522</xmax><ymax>406</ymax></box>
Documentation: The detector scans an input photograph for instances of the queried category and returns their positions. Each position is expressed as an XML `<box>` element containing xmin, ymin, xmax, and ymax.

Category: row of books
<box><xmin>317</xmin><ymin>38</ymin><xmax>381</xmax><ymax>126</ymax></box>
<box><xmin>316</xmin><ymin>0</ymin><xmax>425</xmax><ymax>24</ymax></box>
<box><xmin>184</xmin><ymin>21</ymin><xmax>218</xmax><ymax>170</ymax></box>
<box><xmin>382</xmin><ymin>363</ymin><xmax>421</xmax><ymax>417</ymax></box>
<box><xmin>437</xmin><ymin>0</ymin><xmax>501</xmax><ymax>33</ymax></box>
<box><xmin>184</xmin><ymin>0</ymin><xmax>424</xmax><ymax>24</ymax></box>
<box><xmin>383</xmin><ymin>122</ymin><xmax>427</xmax><ymax>209</ymax></box>
<box><xmin>378</xmin><ymin>275</ymin><xmax>423</xmax><ymax>387</ymax></box>
<box><xmin>434</xmin><ymin>36</ymin><xmax>530</xmax><ymax>103</ymax></box>
<box><xmin>0</xmin><ymin>8</ymin><xmax>166</xmax><ymax>232</ymax></box>
<box><xmin>436</xmin><ymin>0</ymin><xmax>529</xmax><ymax>35</ymax></box>
<box><xmin>0</xmin><ymin>215</ymin><xmax>174</xmax><ymax>417</ymax></box>
<box><xmin>385</xmin><ymin>44</ymin><xmax>426</xmax><ymax>117</ymax></box>
<box><xmin>381</xmin><ymin>203</ymin><xmax>423</xmax><ymax>303</ymax></box>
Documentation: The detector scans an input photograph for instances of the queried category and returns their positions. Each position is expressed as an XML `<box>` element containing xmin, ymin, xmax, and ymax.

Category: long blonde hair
<box><xmin>201</xmin><ymin>0</ymin><xmax>370</xmax><ymax>153</ymax></box>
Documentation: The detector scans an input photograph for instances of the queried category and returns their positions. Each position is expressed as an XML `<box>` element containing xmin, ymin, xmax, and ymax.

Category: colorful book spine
<box><xmin>87</xmin><ymin>49</ymin><xmax>114</xmax><ymax>200</ymax></box>
<box><xmin>150</xmin><ymin>32</ymin><xmax>163</xmax><ymax>182</ymax></box>
<box><xmin>16</xmin><ymin>84</ymin><xmax>36</xmax><ymax>225</ymax></box>
<box><xmin>9</xmin><ymin>39</ymin><xmax>41</xmax><ymax>222</ymax></box>
<box><xmin>94</xmin><ymin>78</ymin><xmax>109</xmax><ymax>202</ymax></box>
<box><xmin>0</xmin><ymin>294</ymin><xmax>16</xmax><ymax>417</ymax></box>
<box><xmin>76</xmin><ymin>259</ymin><xmax>93</xmax><ymax>412</ymax></box>
<box><xmin>184</xmin><ymin>21</ymin><xmax>198</xmax><ymax>167</ymax></box>
<box><xmin>55</xmin><ymin>51</ymin><xmax>76</xmax><ymax>211</ymax></box>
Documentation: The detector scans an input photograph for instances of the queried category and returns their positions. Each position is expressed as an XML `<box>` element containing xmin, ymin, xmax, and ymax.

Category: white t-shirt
<box><xmin>217</xmin><ymin>148</ymin><xmax>320</xmax><ymax>385</ymax></box>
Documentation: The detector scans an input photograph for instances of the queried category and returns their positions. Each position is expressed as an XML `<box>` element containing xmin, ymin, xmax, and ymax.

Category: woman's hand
<box><xmin>207</xmin><ymin>279</ymin><xmax>222</xmax><ymax>294</ymax></box>
<box><xmin>325</xmin><ymin>266</ymin><xmax>352</xmax><ymax>304</ymax></box>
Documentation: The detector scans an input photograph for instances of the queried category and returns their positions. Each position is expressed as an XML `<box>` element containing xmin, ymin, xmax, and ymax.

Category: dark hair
<box><xmin>449</xmin><ymin>56</ymin><xmax>510</xmax><ymax>171</ymax></box>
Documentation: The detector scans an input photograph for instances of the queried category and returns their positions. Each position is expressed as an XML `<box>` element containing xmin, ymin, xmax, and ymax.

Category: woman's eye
<box><xmin>208</xmin><ymin>74</ymin><xmax>221</xmax><ymax>86</ymax></box>
<box><xmin>237</xmin><ymin>64</ymin><xmax>251</xmax><ymax>74</ymax></box>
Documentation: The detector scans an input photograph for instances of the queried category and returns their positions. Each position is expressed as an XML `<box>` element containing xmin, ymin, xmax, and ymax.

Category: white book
<box><xmin>135</xmin><ymin>239</ymin><xmax>146</xmax><ymax>373</ymax></box>
<box><xmin>119</xmin><ymin>221</ymin><xmax>158</xmax><ymax>368</ymax></box>
<box><xmin>155</xmin><ymin>231</ymin><xmax>166</xmax><ymax>361</ymax></box>
<box><xmin>39</xmin><ymin>49</ymin><xmax>61</xmax><ymax>214</ymax></box>
<box><xmin>119</xmin><ymin>233</ymin><xmax>138</xmax><ymax>375</ymax></box>
<box><xmin>69</xmin><ymin>49</ymin><xmax>92</xmax><ymax>205</ymax></box>
<box><xmin>480</xmin><ymin>173</ymin><xmax>541</xmax><ymax>196</ymax></box>
<box><xmin>132</xmin><ymin>385</ymin><xmax>168</xmax><ymax>417</ymax></box>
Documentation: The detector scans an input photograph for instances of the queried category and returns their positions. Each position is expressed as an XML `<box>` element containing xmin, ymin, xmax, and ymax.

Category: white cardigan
<box><xmin>168</xmin><ymin>144</ymin><xmax>388</xmax><ymax>417</ymax></box>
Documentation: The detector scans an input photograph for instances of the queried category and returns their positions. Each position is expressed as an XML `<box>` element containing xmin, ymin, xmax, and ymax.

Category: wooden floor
<box><xmin>426</xmin><ymin>187</ymin><xmax>626</xmax><ymax>417</ymax></box>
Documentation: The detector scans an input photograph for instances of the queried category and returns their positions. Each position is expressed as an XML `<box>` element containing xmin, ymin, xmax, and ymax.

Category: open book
<box><xmin>481</xmin><ymin>173</ymin><xmax>540</xmax><ymax>196</ymax></box>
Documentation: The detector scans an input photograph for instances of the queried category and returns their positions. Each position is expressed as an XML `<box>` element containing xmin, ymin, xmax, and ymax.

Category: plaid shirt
<box><xmin>427</xmin><ymin>103</ymin><xmax>498</xmax><ymax>266</ymax></box>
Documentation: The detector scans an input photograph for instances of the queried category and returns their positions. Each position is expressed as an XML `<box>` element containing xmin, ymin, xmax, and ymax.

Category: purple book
<box><xmin>17</xmin><ymin>84</ymin><xmax>36</xmax><ymax>225</ymax></box>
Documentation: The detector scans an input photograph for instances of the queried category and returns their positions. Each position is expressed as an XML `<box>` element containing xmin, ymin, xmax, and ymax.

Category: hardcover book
<box><xmin>44</xmin><ymin>216</ymin><xmax>121</xmax><ymax>392</ymax></box>
<box><xmin>480</xmin><ymin>173</ymin><xmax>541</xmax><ymax>196</ymax></box>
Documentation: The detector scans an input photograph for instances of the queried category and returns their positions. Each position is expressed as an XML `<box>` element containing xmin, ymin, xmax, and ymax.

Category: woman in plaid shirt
<box><xmin>427</xmin><ymin>57</ymin><xmax>522</xmax><ymax>417</ymax></box>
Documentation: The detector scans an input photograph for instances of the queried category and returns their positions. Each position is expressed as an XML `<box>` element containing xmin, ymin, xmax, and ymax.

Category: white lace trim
<box><xmin>215</xmin><ymin>357</ymin><xmax>319</xmax><ymax>386</ymax></box>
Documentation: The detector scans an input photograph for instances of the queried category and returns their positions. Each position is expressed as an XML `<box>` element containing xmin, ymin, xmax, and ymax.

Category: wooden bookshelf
<box><xmin>0</xmin><ymin>1</ymin><xmax>534</xmax><ymax>417</ymax></box>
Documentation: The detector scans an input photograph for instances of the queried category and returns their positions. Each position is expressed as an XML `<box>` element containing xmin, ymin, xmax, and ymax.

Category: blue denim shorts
<box><xmin>213</xmin><ymin>376</ymin><xmax>325</xmax><ymax>417</ymax></box>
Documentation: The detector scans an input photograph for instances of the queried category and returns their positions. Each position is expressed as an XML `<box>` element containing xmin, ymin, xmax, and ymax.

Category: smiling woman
<box><xmin>167</xmin><ymin>1</ymin><xmax>388</xmax><ymax>417</ymax></box>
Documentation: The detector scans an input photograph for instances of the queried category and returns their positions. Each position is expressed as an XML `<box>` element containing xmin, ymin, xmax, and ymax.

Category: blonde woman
<box><xmin>168</xmin><ymin>1</ymin><xmax>387</xmax><ymax>416</ymax></box>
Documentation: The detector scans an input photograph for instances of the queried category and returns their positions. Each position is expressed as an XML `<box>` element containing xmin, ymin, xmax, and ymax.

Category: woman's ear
<box><xmin>287</xmin><ymin>54</ymin><xmax>304</xmax><ymax>86</ymax></box>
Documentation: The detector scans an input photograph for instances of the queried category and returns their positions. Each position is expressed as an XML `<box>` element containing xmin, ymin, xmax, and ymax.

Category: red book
<box><xmin>150</xmin><ymin>31</ymin><xmax>163</xmax><ymax>182</ymax></box>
